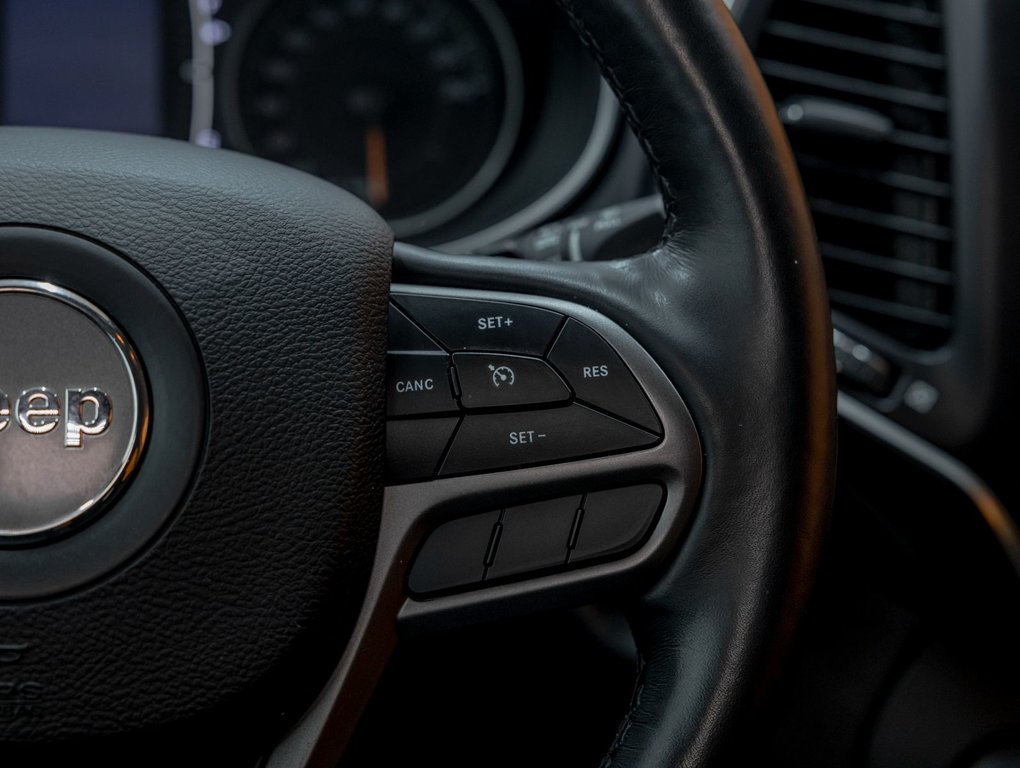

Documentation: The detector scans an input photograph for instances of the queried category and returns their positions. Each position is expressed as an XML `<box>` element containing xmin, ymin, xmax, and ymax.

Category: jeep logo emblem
<box><xmin>0</xmin><ymin>281</ymin><xmax>148</xmax><ymax>539</ymax></box>
<box><xmin>0</xmin><ymin>387</ymin><xmax>112</xmax><ymax>448</ymax></box>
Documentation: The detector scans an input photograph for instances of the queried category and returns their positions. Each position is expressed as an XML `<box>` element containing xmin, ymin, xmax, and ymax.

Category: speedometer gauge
<box><xmin>223</xmin><ymin>0</ymin><xmax>524</xmax><ymax>237</ymax></box>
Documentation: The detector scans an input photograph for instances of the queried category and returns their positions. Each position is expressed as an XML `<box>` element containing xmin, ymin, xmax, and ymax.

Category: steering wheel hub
<box><xmin>0</xmin><ymin>135</ymin><xmax>392</xmax><ymax>749</ymax></box>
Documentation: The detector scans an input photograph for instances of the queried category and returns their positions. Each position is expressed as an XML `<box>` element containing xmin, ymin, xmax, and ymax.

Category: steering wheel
<box><xmin>0</xmin><ymin>0</ymin><xmax>835</xmax><ymax>766</ymax></box>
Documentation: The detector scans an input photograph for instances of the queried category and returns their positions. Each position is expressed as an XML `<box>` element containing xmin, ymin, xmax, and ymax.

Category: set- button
<box><xmin>439</xmin><ymin>404</ymin><xmax>658</xmax><ymax>477</ymax></box>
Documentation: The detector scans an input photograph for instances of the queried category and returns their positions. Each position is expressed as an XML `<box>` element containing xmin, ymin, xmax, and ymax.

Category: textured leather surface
<box><xmin>394</xmin><ymin>1</ymin><xmax>836</xmax><ymax>766</ymax></box>
<box><xmin>0</xmin><ymin>129</ymin><xmax>391</xmax><ymax>755</ymax></box>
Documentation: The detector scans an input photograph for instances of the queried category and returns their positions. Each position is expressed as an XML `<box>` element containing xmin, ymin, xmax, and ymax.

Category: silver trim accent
<box><xmin>0</xmin><ymin>281</ymin><xmax>149</xmax><ymax>539</ymax></box>
<box><xmin>187</xmin><ymin>0</ymin><xmax>217</xmax><ymax>145</ymax></box>
<box><xmin>838</xmin><ymin>393</ymin><xmax>1020</xmax><ymax>580</ymax></box>
<box><xmin>440</xmin><ymin>78</ymin><xmax>621</xmax><ymax>253</ymax></box>
<box><xmin>726</xmin><ymin>0</ymin><xmax>749</xmax><ymax>16</ymax></box>
<box><xmin>65</xmin><ymin>388</ymin><xmax>113</xmax><ymax>449</ymax></box>
<box><xmin>15</xmin><ymin>387</ymin><xmax>61</xmax><ymax>435</ymax></box>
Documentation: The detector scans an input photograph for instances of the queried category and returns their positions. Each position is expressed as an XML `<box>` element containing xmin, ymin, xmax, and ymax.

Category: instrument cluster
<box><xmin>0</xmin><ymin>0</ymin><xmax>611</xmax><ymax>246</ymax></box>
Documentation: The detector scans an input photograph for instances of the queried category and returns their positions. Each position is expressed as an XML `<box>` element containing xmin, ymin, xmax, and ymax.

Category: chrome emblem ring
<box><xmin>0</xmin><ymin>280</ymin><xmax>149</xmax><ymax>540</ymax></box>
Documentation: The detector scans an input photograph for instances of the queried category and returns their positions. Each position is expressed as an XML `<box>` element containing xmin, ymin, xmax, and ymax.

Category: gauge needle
<box><xmin>365</xmin><ymin>124</ymin><xmax>390</xmax><ymax>208</ymax></box>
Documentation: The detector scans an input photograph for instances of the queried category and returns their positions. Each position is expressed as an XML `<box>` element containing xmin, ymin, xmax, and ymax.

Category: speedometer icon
<box><xmin>488</xmin><ymin>365</ymin><xmax>516</xmax><ymax>388</ymax></box>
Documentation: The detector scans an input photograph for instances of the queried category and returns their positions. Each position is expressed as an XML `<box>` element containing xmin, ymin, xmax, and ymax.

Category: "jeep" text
<box><xmin>0</xmin><ymin>388</ymin><xmax>112</xmax><ymax>449</ymax></box>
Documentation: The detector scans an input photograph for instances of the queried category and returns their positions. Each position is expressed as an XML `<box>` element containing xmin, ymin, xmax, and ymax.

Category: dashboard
<box><xmin>5</xmin><ymin>0</ymin><xmax>1015</xmax><ymax>496</ymax></box>
<box><xmin>3</xmin><ymin>1</ymin><xmax>1015</xmax><ymax>498</ymax></box>
<box><xmin>0</xmin><ymin>1</ymin><xmax>1018</xmax><ymax>767</ymax></box>
<box><xmin>0</xmin><ymin>0</ymin><xmax>613</xmax><ymax>247</ymax></box>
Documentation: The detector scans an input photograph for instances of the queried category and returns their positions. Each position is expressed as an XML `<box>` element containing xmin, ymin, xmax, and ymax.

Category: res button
<box><xmin>393</xmin><ymin>294</ymin><xmax>564</xmax><ymax>355</ymax></box>
<box><xmin>548</xmin><ymin>319</ymin><xmax>662</xmax><ymax>434</ymax></box>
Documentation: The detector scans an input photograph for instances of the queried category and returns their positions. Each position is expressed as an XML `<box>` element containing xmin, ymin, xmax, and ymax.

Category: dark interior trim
<box><xmin>838</xmin><ymin>393</ymin><xmax>1020</xmax><ymax>579</ymax></box>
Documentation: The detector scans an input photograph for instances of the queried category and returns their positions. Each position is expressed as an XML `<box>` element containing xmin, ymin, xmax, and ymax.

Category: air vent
<box><xmin>756</xmin><ymin>0</ymin><xmax>953</xmax><ymax>349</ymax></box>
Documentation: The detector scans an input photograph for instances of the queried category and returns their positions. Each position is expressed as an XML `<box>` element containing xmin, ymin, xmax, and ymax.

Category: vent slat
<box><xmin>809</xmin><ymin>197</ymin><xmax>951</xmax><ymax>241</ymax></box>
<box><xmin>794</xmin><ymin>0</ymin><xmax>943</xmax><ymax>28</ymax></box>
<box><xmin>792</xmin><ymin>127</ymin><xmax>951</xmax><ymax>156</ymax></box>
<box><xmin>759</xmin><ymin>59</ymin><xmax>948</xmax><ymax>112</ymax></box>
<box><xmin>829</xmin><ymin>289</ymin><xmax>952</xmax><ymax>329</ymax></box>
<box><xmin>759</xmin><ymin>0</ymin><xmax>952</xmax><ymax>349</ymax></box>
<box><xmin>795</xmin><ymin>153</ymin><xmax>951</xmax><ymax>198</ymax></box>
<box><xmin>887</xmin><ymin>130</ymin><xmax>951</xmax><ymax>155</ymax></box>
<box><xmin>821</xmin><ymin>243</ymin><xmax>953</xmax><ymax>284</ymax></box>
<box><xmin>765</xmin><ymin>20</ymin><xmax>946</xmax><ymax>69</ymax></box>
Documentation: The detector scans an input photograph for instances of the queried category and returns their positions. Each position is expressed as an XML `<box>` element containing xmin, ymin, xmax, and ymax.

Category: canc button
<box><xmin>386</xmin><ymin>353</ymin><xmax>457</xmax><ymax>417</ymax></box>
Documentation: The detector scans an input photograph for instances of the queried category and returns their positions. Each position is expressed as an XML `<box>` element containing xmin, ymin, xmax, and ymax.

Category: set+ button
<box><xmin>393</xmin><ymin>294</ymin><xmax>564</xmax><ymax>356</ymax></box>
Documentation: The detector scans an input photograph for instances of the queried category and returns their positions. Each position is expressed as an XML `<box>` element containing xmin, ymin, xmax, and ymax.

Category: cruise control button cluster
<box><xmin>386</xmin><ymin>293</ymin><xmax>663</xmax><ymax>483</ymax></box>
<box><xmin>407</xmin><ymin>485</ymin><xmax>664</xmax><ymax>595</ymax></box>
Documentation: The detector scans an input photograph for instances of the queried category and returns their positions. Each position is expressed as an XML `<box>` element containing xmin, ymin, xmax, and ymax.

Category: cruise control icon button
<box><xmin>454</xmin><ymin>353</ymin><xmax>571</xmax><ymax>410</ymax></box>
<box><xmin>438</xmin><ymin>404</ymin><xmax>658</xmax><ymax>476</ymax></box>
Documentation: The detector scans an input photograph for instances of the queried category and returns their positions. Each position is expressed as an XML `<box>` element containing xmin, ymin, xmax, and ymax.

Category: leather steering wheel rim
<box><xmin>391</xmin><ymin>1</ymin><xmax>836</xmax><ymax>765</ymax></box>
<box><xmin>0</xmin><ymin>0</ymin><xmax>834</xmax><ymax>765</ymax></box>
